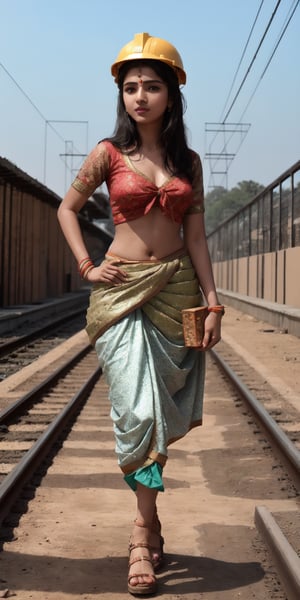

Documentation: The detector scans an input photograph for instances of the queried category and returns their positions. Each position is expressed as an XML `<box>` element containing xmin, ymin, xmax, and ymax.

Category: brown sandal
<box><xmin>128</xmin><ymin>542</ymin><xmax>157</xmax><ymax>596</ymax></box>
<box><xmin>132</xmin><ymin>515</ymin><xmax>165</xmax><ymax>572</ymax></box>
<box><xmin>151</xmin><ymin>510</ymin><xmax>165</xmax><ymax>572</ymax></box>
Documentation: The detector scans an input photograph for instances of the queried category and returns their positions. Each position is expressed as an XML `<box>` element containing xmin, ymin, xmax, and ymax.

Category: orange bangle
<box><xmin>78</xmin><ymin>257</ymin><xmax>95</xmax><ymax>279</ymax></box>
<box><xmin>78</xmin><ymin>257</ymin><xmax>92</xmax><ymax>270</ymax></box>
<box><xmin>80</xmin><ymin>262</ymin><xmax>94</xmax><ymax>276</ymax></box>
<box><xmin>81</xmin><ymin>265</ymin><xmax>94</xmax><ymax>280</ymax></box>
<box><xmin>208</xmin><ymin>305</ymin><xmax>225</xmax><ymax>316</ymax></box>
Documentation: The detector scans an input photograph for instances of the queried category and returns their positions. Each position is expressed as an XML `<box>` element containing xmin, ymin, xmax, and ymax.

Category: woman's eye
<box><xmin>124</xmin><ymin>85</ymin><xmax>137</xmax><ymax>94</ymax></box>
<box><xmin>123</xmin><ymin>83</ymin><xmax>162</xmax><ymax>93</ymax></box>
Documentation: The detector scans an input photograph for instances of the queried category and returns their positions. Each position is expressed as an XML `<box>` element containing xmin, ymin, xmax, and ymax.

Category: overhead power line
<box><xmin>222</xmin><ymin>0</ymin><xmax>282</xmax><ymax>123</ymax></box>
<box><xmin>0</xmin><ymin>61</ymin><xmax>88</xmax><ymax>189</ymax></box>
<box><xmin>219</xmin><ymin>0</ymin><xmax>265</xmax><ymax>123</ymax></box>
<box><xmin>205</xmin><ymin>1</ymin><xmax>268</xmax><ymax>187</ymax></box>
<box><xmin>0</xmin><ymin>61</ymin><xmax>65</xmax><ymax>143</ymax></box>
<box><xmin>238</xmin><ymin>0</ymin><xmax>300</xmax><ymax>122</ymax></box>
<box><xmin>205</xmin><ymin>0</ymin><xmax>299</xmax><ymax>190</ymax></box>
<box><xmin>215</xmin><ymin>0</ymin><xmax>300</xmax><ymax>167</ymax></box>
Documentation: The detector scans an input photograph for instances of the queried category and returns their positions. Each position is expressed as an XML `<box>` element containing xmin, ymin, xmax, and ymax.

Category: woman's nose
<box><xmin>136</xmin><ymin>86</ymin><xmax>147</xmax><ymax>102</ymax></box>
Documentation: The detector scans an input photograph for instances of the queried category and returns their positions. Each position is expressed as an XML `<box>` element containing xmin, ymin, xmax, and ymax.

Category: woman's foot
<box><xmin>128</xmin><ymin>522</ymin><xmax>157</xmax><ymax>595</ymax></box>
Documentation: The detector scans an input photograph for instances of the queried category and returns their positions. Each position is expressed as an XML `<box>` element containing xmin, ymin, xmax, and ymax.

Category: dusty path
<box><xmin>0</xmin><ymin>307</ymin><xmax>299</xmax><ymax>599</ymax></box>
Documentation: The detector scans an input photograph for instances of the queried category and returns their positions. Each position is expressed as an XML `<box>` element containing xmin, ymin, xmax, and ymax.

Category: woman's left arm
<box><xmin>183</xmin><ymin>213</ymin><xmax>223</xmax><ymax>349</ymax></box>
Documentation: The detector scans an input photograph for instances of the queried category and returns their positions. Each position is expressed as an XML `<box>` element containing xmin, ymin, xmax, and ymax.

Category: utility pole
<box><xmin>204</xmin><ymin>122</ymin><xmax>250</xmax><ymax>190</ymax></box>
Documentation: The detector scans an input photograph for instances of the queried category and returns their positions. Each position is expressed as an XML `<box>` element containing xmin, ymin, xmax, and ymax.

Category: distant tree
<box><xmin>205</xmin><ymin>180</ymin><xmax>264</xmax><ymax>234</ymax></box>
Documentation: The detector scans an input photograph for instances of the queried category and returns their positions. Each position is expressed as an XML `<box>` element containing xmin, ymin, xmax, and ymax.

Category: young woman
<box><xmin>57</xmin><ymin>32</ymin><xmax>224</xmax><ymax>596</ymax></box>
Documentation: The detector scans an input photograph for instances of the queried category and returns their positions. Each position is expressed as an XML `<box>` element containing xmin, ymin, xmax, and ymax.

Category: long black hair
<box><xmin>105</xmin><ymin>59</ymin><xmax>193</xmax><ymax>182</ymax></box>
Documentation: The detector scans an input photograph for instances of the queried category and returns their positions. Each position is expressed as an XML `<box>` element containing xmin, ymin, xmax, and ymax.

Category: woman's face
<box><xmin>122</xmin><ymin>65</ymin><xmax>169</xmax><ymax>127</ymax></box>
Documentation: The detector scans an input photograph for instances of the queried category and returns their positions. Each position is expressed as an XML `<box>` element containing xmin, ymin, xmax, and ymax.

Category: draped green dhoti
<box><xmin>87</xmin><ymin>250</ymin><xmax>206</xmax><ymax>491</ymax></box>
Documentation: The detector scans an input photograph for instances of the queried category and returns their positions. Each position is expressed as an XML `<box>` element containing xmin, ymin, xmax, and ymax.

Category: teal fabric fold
<box><xmin>124</xmin><ymin>462</ymin><xmax>164</xmax><ymax>492</ymax></box>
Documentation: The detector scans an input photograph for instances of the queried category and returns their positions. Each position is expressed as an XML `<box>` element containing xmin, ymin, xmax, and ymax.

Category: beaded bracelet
<box><xmin>208</xmin><ymin>305</ymin><xmax>225</xmax><ymax>316</ymax></box>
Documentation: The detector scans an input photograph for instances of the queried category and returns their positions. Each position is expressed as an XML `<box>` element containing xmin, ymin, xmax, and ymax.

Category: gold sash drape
<box><xmin>86</xmin><ymin>250</ymin><xmax>203</xmax><ymax>345</ymax></box>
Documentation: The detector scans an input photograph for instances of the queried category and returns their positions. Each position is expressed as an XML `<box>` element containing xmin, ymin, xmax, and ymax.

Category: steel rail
<box><xmin>0</xmin><ymin>307</ymin><xmax>86</xmax><ymax>358</ymax></box>
<box><xmin>210</xmin><ymin>348</ymin><xmax>300</xmax><ymax>475</ymax></box>
<box><xmin>211</xmin><ymin>348</ymin><xmax>300</xmax><ymax>599</ymax></box>
<box><xmin>0</xmin><ymin>364</ymin><xmax>101</xmax><ymax>527</ymax></box>
<box><xmin>0</xmin><ymin>344</ymin><xmax>91</xmax><ymax>424</ymax></box>
<box><xmin>255</xmin><ymin>505</ymin><xmax>300</xmax><ymax>600</ymax></box>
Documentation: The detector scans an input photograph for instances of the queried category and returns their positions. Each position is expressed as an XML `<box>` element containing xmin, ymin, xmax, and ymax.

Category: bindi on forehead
<box><xmin>123</xmin><ymin>67</ymin><xmax>164</xmax><ymax>87</ymax></box>
<box><xmin>124</xmin><ymin>76</ymin><xmax>164</xmax><ymax>87</ymax></box>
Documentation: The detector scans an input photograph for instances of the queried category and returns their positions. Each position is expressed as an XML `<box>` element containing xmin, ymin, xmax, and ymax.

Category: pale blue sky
<box><xmin>1</xmin><ymin>0</ymin><xmax>299</xmax><ymax>197</ymax></box>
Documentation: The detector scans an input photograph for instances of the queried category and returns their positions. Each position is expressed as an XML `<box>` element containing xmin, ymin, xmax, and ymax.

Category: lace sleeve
<box><xmin>72</xmin><ymin>142</ymin><xmax>109</xmax><ymax>195</ymax></box>
<box><xmin>186</xmin><ymin>152</ymin><xmax>205</xmax><ymax>214</ymax></box>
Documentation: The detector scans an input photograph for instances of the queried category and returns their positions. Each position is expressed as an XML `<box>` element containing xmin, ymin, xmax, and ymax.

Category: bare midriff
<box><xmin>108</xmin><ymin>206</ymin><xmax>185</xmax><ymax>261</ymax></box>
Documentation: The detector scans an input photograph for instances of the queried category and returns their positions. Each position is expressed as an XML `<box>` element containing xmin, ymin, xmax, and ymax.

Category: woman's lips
<box><xmin>135</xmin><ymin>108</ymin><xmax>149</xmax><ymax>114</ymax></box>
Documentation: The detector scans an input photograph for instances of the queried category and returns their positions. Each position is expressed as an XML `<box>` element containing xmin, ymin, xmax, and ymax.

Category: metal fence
<box><xmin>207</xmin><ymin>160</ymin><xmax>300</xmax><ymax>262</ymax></box>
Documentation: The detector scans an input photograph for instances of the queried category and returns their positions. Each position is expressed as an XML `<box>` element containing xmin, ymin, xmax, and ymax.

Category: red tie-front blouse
<box><xmin>72</xmin><ymin>140</ymin><xmax>204</xmax><ymax>225</ymax></box>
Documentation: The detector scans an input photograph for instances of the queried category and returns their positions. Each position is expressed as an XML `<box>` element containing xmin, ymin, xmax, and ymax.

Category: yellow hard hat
<box><xmin>111</xmin><ymin>32</ymin><xmax>186</xmax><ymax>85</ymax></box>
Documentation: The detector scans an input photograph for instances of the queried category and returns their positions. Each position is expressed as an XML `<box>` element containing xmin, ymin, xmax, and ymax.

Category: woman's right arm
<box><xmin>57</xmin><ymin>187</ymin><xmax>127</xmax><ymax>285</ymax></box>
<box><xmin>57</xmin><ymin>186</ymin><xmax>91</xmax><ymax>263</ymax></box>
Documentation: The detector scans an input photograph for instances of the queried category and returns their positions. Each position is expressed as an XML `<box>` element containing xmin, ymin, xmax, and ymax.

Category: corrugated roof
<box><xmin>0</xmin><ymin>156</ymin><xmax>113</xmax><ymax>241</ymax></box>
<box><xmin>0</xmin><ymin>156</ymin><xmax>61</xmax><ymax>206</ymax></box>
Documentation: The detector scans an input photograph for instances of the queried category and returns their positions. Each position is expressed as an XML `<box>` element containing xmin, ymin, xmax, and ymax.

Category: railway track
<box><xmin>215</xmin><ymin>339</ymin><xmax>300</xmax><ymax>454</ymax></box>
<box><xmin>0</xmin><ymin>330</ymin><xmax>299</xmax><ymax>598</ymax></box>
<box><xmin>0</xmin><ymin>343</ymin><xmax>100</xmax><ymax>527</ymax></box>
<box><xmin>210</xmin><ymin>348</ymin><xmax>300</xmax><ymax>600</ymax></box>
<box><xmin>212</xmin><ymin>342</ymin><xmax>300</xmax><ymax>479</ymax></box>
<box><xmin>0</xmin><ymin>307</ymin><xmax>87</xmax><ymax>380</ymax></box>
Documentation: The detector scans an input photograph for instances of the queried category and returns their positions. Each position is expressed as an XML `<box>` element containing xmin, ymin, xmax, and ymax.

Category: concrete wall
<box><xmin>213</xmin><ymin>247</ymin><xmax>300</xmax><ymax>310</ymax></box>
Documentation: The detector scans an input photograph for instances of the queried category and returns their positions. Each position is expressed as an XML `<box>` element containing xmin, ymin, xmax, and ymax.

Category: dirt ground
<box><xmin>0</xmin><ymin>306</ymin><xmax>299</xmax><ymax>599</ymax></box>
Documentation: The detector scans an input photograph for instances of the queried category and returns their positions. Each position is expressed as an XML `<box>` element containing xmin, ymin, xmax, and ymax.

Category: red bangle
<box><xmin>78</xmin><ymin>256</ymin><xmax>95</xmax><ymax>279</ymax></box>
<box><xmin>78</xmin><ymin>257</ymin><xmax>92</xmax><ymax>270</ymax></box>
<box><xmin>81</xmin><ymin>265</ymin><xmax>94</xmax><ymax>280</ymax></box>
<box><xmin>208</xmin><ymin>305</ymin><xmax>225</xmax><ymax>315</ymax></box>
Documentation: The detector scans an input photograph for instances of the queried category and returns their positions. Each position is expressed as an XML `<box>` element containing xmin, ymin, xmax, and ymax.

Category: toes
<box><xmin>129</xmin><ymin>574</ymin><xmax>155</xmax><ymax>587</ymax></box>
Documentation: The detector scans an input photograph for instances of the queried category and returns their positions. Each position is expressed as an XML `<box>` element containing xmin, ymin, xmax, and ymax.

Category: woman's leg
<box><xmin>136</xmin><ymin>484</ymin><xmax>164</xmax><ymax>569</ymax></box>
<box><xmin>136</xmin><ymin>483</ymin><xmax>158</xmax><ymax>524</ymax></box>
<box><xmin>128</xmin><ymin>484</ymin><xmax>158</xmax><ymax>590</ymax></box>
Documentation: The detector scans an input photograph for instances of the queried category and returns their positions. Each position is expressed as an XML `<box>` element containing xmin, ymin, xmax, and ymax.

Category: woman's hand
<box><xmin>199</xmin><ymin>312</ymin><xmax>222</xmax><ymax>351</ymax></box>
<box><xmin>85</xmin><ymin>261</ymin><xmax>128</xmax><ymax>285</ymax></box>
